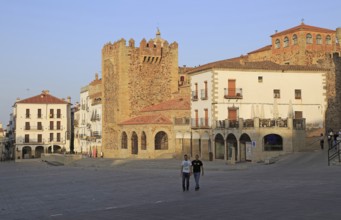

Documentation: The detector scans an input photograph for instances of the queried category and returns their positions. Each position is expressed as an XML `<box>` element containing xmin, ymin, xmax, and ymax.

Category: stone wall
<box><xmin>101</xmin><ymin>36</ymin><xmax>179</xmax><ymax>157</ymax></box>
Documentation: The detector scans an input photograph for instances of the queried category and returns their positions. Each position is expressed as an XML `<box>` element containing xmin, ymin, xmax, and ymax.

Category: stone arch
<box><xmin>141</xmin><ymin>131</ymin><xmax>147</xmax><ymax>150</ymax></box>
<box><xmin>239</xmin><ymin>133</ymin><xmax>252</xmax><ymax>162</ymax></box>
<box><xmin>121</xmin><ymin>131</ymin><xmax>128</xmax><ymax>149</ymax></box>
<box><xmin>226</xmin><ymin>133</ymin><xmax>238</xmax><ymax>161</ymax></box>
<box><xmin>131</xmin><ymin>132</ymin><xmax>138</xmax><ymax>155</ymax></box>
<box><xmin>35</xmin><ymin>146</ymin><xmax>44</xmax><ymax>158</ymax></box>
<box><xmin>47</xmin><ymin>145</ymin><xmax>61</xmax><ymax>153</ymax></box>
<box><xmin>155</xmin><ymin>131</ymin><xmax>168</xmax><ymax>150</ymax></box>
<box><xmin>22</xmin><ymin>146</ymin><xmax>32</xmax><ymax>159</ymax></box>
<box><xmin>214</xmin><ymin>133</ymin><xmax>225</xmax><ymax>159</ymax></box>
<box><xmin>263</xmin><ymin>134</ymin><xmax>283</xmax><ymax>151</ymax></box>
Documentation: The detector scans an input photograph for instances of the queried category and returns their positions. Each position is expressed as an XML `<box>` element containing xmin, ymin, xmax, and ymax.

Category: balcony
<box><xmin>49</xmin><ymin>126</ymin><xmax>64</xmax><ymax>130</ymax></box>
<box><xmin>215</xmin><ymin>120</ymin><xmax>239</xmax><ymax>129</ymax></box>
<box><xmin>23</xmin><ymin>139</ymin><xmax>44</xmax><ymax>144</ymax></box>
<box><xmin>200</xmin><ymin>89</ymin><xmax>208</xmax><ymax>100</ymax></box>
<box><xmin>191</xmin><ymin>118</ymin><xmax>210</xmax><ymax>128</ymax></box>
<box><xmin>224</xmin><ymin>88</ymin><xmax>243</xmax><ymax>99</ymax></box>
<box><xmin>191</xmin><ymin>91</ymin><xmax>198</xmax><ymax>101</ymax></box>
<box><xmin>24</xmin><ymin>126</ymin><xmax>44</xmax><ymax>131</ymax></box>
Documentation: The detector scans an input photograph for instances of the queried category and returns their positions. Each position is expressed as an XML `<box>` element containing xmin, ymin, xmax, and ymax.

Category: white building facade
<box><xmin>188</xmin><ymin>61</ymin><xmax>327</xmax><ymax>162</ymax></box>
<box><xmin>13</xmin><ymin>90</ymin><xmax>71</xmax><ymax>160</ymax></box>
<box><xmin>76</xmin><ymin>80</ymin><xmax>102</xmax><ymax>157</ymax></box>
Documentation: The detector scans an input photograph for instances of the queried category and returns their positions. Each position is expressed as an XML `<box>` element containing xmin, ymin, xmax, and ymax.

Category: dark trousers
<box><xmin>182</xmin><ymin>172</ymin><xmax>190</xmax><ymax>191</ymax></box>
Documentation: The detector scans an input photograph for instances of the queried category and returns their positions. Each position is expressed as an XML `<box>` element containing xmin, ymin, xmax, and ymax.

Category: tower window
<box><xmin>292</xmin><ymin>34</ymin><xmax>298</xmax><ymax>45</ymax></box>
<box><xmin>306</xmin><ymin>33</ymin><xmax>312</xmax><ymax>44</ymax></box>
<box><xmin>275</xmin><ymin>39</ymin><xmax>280</xmax><ymax>49</ymax></box>
<box><xmin>316</xmin><ymin>34</ymin><xmax>322</xmax><ymax>45</ymax></box>
<box><xmin>326</xmin><ymin>35</ymin><xmax>331</xmax><ymax>45</ymax></box>
<box><xmin>284</xmin><ymin>37</ymin><xmax>289</xmax><ymax>47</ymax></box>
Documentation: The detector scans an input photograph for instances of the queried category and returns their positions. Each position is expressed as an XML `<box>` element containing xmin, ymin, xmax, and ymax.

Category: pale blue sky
<box><xmin>1</xmin><ymin>0</ymin><xmax>341</xmax><ymax>125</ymax></box>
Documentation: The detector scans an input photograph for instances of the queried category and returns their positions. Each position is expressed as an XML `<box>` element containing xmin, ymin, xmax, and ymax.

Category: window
<box><xmin>275</xmin><ymin>39</ymin><xmax>280</xmax><ymax>48</ymax></box>
<box><xmin>192</xmin><ymin>83</ymin><xmax>198</xmax><ymax>101</ymax></box>
<box><xmin>121</xmin><ymin>132</ymin><xmax>128</xmax><ymax>149</ymax></box>
<box><xmin>292</xmin><ymin>34</ymin><xmax>298</xmax><ymax>45</ymax></box>
<box><xmin>326</xmin><ymin>35</ymin><xmax>331</xmax><ymax>45</ymax></box>
<box><xmin>274</xmin><ymin>89</ymin><xmax>280</xmax><ymax>98</ymax></box>
<box><xmin>155</xmin><ymin>131</ymin><xmax>168</xmax><ymax>150</ymax></box>
<box><xmin>295</xmin><ymin>89</ymin><xmax>302</xmax><ymax>99</ymax></box>
<box><xmin>258</xmin><ymin>76</ymin><xmax>263</xmax><ymax>83</ymax></box>
<box><xmin>25</xmin><ymin>134</ymin><xmax>29</xmax><ymax>143</ymax></box>
<box><xmin>50</xmin><ymin>133</ymin><xmax>54</xmax><ymax>142</ymax></box>
<box><xmin>57</xmin><ymin>133</ymin><xmax>61</xmax><ymax>142</ymax></box>
<box><xmin>57</xmin><ymin>121</ymin><xmax>61</xmax><ymax>130</ymax></box>
<box><xmin>316</xmin><ymin>34</ymin><xmax>322</xmax><ymax>45</ymax></box>
<box><xmin>57</xmin><ymin>109</ymin><xmax>61</xmax><ymax>118</ymax></box>
<box><xmin>295</xmin><ymin>111</ymin><xmax>303</xmax><ymax>119</ymax></box>
<box><xmin>37</xmin><ymin>122</ymin><xmax>42</xmax><ymax>130</ymax></box>
<box><xmin>204</xmin><ymin>109</ymin><xmax>208</xmax><ymax>127</ymax></box>
<box><xmin>264</xmin><ymin>134</ymin><xmax>283</xmax><ymax>151</ymax></box>
<box><xmin>50</xmin><ymin>121</ymin><xmax>54</xmax><ymax>130</ymax></box>
<box><xmin>201</xmin><ymin>81</ymin><xmax>208</xmax><ymax>100</ymax></box>
<box><xmin>195</xmin><ymin>110</ymin><xmax>199</xmax><ymax>127</ymax></box>
<box><xmin>306</xmin><ymin>33</ymin><xmax>312</xmax><ymax>44</ymax></box>
<box><xmin>141</xmin><ymin>132</ymin><xmax>147</xmax><ymax>150</ymax></box>
<box><xmin>37</xmin><ymin>109</ymin><xmax>42</xmax><ymax>118</ymax></box>
<box><xmin>284</xmin><ymin>36</ymin><xmax>289</xmax><ymax>47</ymax></box>
<box><xmin>50</xmin><ymin>109</ymin><xmax>54</xmax><ymax>118</ymax></box>
<box><xmin>26</xmin><ymin>109</ymin><xmax>30</xmax><ymax>118</ymax></box>
<box><xmin>37</xmin><ymin>134</ymin><xmax>42</xmax><ymax>143</ymax></box>
<box><xmin>25</xmin><ymin>122</ymin><xmax>30</xmax><ymax>130</ymax></box>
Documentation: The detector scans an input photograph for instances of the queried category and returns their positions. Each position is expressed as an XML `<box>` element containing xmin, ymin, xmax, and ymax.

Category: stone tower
<box><xmin>101</xmin><ymin>30</ymin><xmax>179</xmax><ymax>156</ymax></box>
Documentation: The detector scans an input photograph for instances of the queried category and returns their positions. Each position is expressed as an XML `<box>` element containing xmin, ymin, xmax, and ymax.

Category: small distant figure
<box><xmin>180</xmin><ymin>154</ymin><xmax>192</xmax><ymax>192</ymax></box>
<box><xmin>320</xmin><ymin>133</ymin><xmax>324</xmax><ymax>150</ymax></box>
<box><xmin>100</xmin><ymin>151</ymin><xmax>103</xmax><ymax>158</ymax></box>
<box><xmin>192</xmin><ymin>154</ymin><xmax>204</xmax><ymax>191</ymax></box>
<box><xmin>328</xmin><ymin>129</ymin><xmax>334</xmax><ymax>149</ymax></box>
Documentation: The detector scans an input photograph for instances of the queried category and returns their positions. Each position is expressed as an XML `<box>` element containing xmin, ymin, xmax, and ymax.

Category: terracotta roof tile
<box><xmin>140</xmin><ymin>97</ymin><xmax>190</xmax><ymax>112</ymax></box>
<box><xmin>119</xmin><ymin>114</ymin><xmax>172</xmax><ymax>125</ymax></box>
<box><xmin>186</xmin><ymin>60</ymin><xmax>328</xmax><ymax>74</ymax></box>
<box><xmin>16</xmin><ymin>92</ymin><xmax>69</xmax><ymax>104</ymax></box>
<box><xmin>271</xmin><ymin>23</ymin><xmax>335</xmax><ymax>37</ymax></box>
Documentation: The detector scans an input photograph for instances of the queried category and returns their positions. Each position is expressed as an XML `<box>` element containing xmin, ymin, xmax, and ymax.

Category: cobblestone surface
<box><xmin>0</xmin><ymin>150</ymin><xmax>340</xmax><ymax>219</ymax></box>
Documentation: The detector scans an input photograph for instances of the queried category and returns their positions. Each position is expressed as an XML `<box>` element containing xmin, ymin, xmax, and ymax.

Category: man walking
<box><xmin>192</xmin><ymin>154</ymin><xmax>204</xmax><ymax>191</ymax></box>
<box><xmin>180</xmin><ymin>154</ymin><xmax>192</xmax><ymax>191</ymax></box>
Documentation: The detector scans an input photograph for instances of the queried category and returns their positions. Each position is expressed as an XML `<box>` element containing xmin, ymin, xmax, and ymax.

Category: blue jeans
<box><xmin>193</xmin><ymin>172</ymin><xmax>201</xmax><ymax>189</ymax></box>
<box><xmin>182</xmin><ymin>172</ymin><xmax>190</xmax><ymax>191</ymax></box>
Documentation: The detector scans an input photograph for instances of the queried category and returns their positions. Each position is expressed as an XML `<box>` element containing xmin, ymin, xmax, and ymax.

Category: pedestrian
<box><xmin>180</xmin><ymin>154</ymin><xmax>192</xmax><ymax>192</ymax></box>
<box><xmin>328</xmin><ymin>129</ymin><xmax>334</xmax><ymax>149</ymax></box>
<box><xmin>320</xmin><ymin>133</ymin><xmax>324</xmax><ymax>150</ymax></box>
<box><xmin>192</xmin><ymin>154</ymin><xmax>204</xmax><ymax>191</ymax></box>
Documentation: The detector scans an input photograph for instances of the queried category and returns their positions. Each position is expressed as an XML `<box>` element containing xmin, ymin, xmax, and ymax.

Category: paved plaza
<box><xmin>0</xmin><ymin>150</ymin><xmax>341</xmax><ymax>220</ymax></box>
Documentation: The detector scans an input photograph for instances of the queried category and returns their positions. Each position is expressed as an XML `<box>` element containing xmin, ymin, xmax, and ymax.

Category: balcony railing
<box><xmin>191</xmin><ymin>91</ymin><xmax>198</xmax><ymax>101</ymax></box>
<box><xmin>200</xmin><ymin>89</ymin><xmax>208</xmax><ymax>100</ymax></box>
<box><xmin>49</xmin><ymin>126</ymin><xmax>64</xmax><ymax>130</ymax></box>
<box><xmin>191</xmin><ymin>118</ymin><xmax>210</xmax><ymax>128</ymax></box>
<box><xmin>24</xmin><ymin>126</ymin><xmax>44</xmax><ymax>131</ymax></box>
<box><xmin>215</xmin><ymin>120</ymin><xmax>239</xmax><ymax>129</ymax></box>
<box><xmin>293</xmin><ymin>118</ymin><xmax>306</xmax><ymax>130</ymax></box>
<box><xmin>224</xmin><ymin>88</ymin><xmax>243</xmax><ymax>99</ymax></box>
<box><xmin>23</xmin><ymin>139</ymin><xmax>44</xmax><ymax>144</ymax></box>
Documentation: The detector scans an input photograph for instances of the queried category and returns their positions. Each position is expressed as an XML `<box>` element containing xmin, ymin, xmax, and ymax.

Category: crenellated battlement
<box><xmin>102</xmin><ymin>29</ymin><xmax>178</xmax><ymax>63</ymax></box>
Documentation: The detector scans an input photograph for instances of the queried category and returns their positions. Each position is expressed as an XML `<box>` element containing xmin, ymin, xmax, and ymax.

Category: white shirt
<box><xmin>181</xmin><ymin>160</ymin><xmax>192</xmax><ymax>173</ymax></box>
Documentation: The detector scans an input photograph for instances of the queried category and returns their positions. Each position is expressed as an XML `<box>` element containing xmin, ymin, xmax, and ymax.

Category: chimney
<box><xmin>67</xmin><ymin>96</ymin><xmax>71</xmax><ymax>103</ymax></box>
<box><xmin>42</xmin><ymin>90</ymin><xmax>49</xmax><ymax>95</ymax></box>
